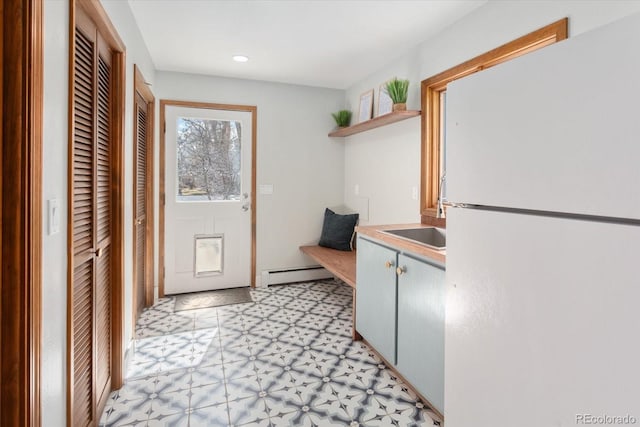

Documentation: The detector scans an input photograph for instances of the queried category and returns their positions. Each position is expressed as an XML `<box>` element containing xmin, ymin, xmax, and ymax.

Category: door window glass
<box><xmin>176</xmin><ymin>117</ymin><xmax>241</xmax><ymax>201</ymax></box>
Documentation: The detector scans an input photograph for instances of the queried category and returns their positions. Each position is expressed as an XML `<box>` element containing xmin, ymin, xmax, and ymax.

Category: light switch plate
<box><xmin>48</xmin><ymin>198</ymin><xmax>60</xmax><ymax>235</ymax></box>
<box><xmin>259</xmin><ymin>184</ymin><xmax>274</xmax><ymax>195</ymax></box>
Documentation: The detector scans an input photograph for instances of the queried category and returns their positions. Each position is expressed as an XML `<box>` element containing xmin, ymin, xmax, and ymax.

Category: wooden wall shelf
<box><xmin>328</xmin><ymin>110</ymin><xmax>421</xmax><ymax>137</ymax></box>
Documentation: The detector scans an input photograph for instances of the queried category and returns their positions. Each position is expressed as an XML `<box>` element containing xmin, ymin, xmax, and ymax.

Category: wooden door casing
<box><xmin>0</xmin><ymin>0</ymin><xmax>44</xmax><ymax>425</ymax></box>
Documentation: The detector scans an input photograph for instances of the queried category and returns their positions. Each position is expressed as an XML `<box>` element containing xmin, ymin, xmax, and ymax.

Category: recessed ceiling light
<box><xmin>233</xmin><ymin>55</ymin><xmax>249</xmax><ymax>63</ymax></box>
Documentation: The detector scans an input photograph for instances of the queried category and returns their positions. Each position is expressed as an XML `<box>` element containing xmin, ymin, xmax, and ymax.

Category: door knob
<box><xmin>385</xmin><ymin>260</ymin><xmax>394</xmax><ymax>269</ymax></box>
<box><xmin>95</xmin><ymin>247</ymin><xmax>104</xmax><ymax>258</ymax></box>
<box><xmin>136</xmin><ymin>218</ymin><xmax>143</xmax><ymax>225</ymax></box>
<box><xmin>396</xmin><ymin>266</ymin><xmax>406</xmax><ymax>276</ymax></box>
<box><xmin>242</xmin><ymin>203</ymin><xmax>250</xmax><ymax>212</ymax></box>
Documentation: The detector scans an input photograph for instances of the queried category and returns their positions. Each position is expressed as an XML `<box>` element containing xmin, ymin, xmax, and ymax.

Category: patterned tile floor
<box><xmin>100</xmin><ymin>280</ymin><xmax>439</xmax><ymax>426</ymax></box>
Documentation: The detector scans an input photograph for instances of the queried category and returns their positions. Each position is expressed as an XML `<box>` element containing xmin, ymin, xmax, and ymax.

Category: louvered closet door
<box><xmin>72</xmin><ymin>24</ymin><xmax>96</xmax><ymax>426</ymax></box>
<box><xmin>94</xmin><ymin>37</ymin><xmax>113</xmax><ymax>412</ymax></box>
<box><xmin>72</xmin><ymin>9</ymin><xmax>113</xmax><ymax>426</ymax></box>
<box><xmin>134</xmin><ymin>93</ymin><xmax>147</xmax><ymax>319</ymax></box>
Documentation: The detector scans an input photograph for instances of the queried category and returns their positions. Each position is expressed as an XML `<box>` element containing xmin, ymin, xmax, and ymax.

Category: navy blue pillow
<box><xmin>318</xmin><ymin>208</ymin><xmax>359</xmax><ymax>251</ymax></box>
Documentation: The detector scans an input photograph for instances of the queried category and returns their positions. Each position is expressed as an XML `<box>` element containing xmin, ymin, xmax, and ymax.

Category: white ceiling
<box><xmin>128</xmin><ymin>0</ymin><xmax>486</xmax><ymax>89</ymax></box>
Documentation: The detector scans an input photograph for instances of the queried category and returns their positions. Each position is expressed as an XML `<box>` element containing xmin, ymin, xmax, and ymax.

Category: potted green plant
<box><xmin>385</xmin><ymin>78</ymin><xmax>410</xmax><ymax>111</ymax></box>
<box><xmin>331</xmin><ymin>110</ymin><xmax>352</xmax><ymax>128</ymax></box>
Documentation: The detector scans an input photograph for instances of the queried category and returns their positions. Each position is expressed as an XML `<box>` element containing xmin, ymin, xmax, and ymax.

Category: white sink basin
<box><xmin>381</xmin><ymin>227</ymin><xmax>446</xmax><ymax>250</ymax></box>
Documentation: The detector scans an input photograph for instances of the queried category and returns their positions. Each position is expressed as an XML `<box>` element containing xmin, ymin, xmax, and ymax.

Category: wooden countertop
<box><xmin>356</xmin><ymin>223</ymin><xmax>446</xmax><ymax>264</ymax></box>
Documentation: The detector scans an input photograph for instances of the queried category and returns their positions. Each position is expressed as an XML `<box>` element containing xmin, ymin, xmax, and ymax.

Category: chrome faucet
<box><xmin>436</xmin><ymin>172</ymin><xmax>446</xmax><ymax>219</ymax></box>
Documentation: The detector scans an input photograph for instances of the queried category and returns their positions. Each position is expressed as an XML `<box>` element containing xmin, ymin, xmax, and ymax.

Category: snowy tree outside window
<box><xmin>176</xmin><ymin>117</ymin><xmax>241</xmax><ymax>201</ymax></box>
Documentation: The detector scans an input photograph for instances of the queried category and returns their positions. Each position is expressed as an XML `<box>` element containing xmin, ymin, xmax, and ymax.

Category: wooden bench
<box><xmin>299</xmin><ymin>245</ymin><xmax>356</xmax><ymax>288</ymax></box>
<box><xmin>299</xmin><ymin>245</ymin><xmax>361</xmax><ymax>340</ymax></box>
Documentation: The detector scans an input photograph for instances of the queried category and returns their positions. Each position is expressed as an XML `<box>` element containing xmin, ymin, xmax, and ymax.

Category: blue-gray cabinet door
<box><xmin>355</xmin><ymin>237</ymin><xmax>398</xmax><ymax>364</ymax></box>
<box><xmin>396</xmin><ymin>254</ymin><xmax>445</xmax><ymax>414</ymax></box>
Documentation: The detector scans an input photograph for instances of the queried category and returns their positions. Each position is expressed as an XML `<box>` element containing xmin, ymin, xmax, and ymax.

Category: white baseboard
<box><xmin>260</xmin><ymin>266</ymin><xmax>333</xmax><ymax>287</ymax></box>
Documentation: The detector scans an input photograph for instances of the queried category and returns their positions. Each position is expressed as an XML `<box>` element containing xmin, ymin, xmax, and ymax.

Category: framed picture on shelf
<box><xmin>377</xmin><ymin>82</ymin><xmax>393</xmax><ymax>116</ymax></box>
<box><xmin>357</xmin><ymin>89</ymin><xmax>374</xmax><ymax>123</ymax></box>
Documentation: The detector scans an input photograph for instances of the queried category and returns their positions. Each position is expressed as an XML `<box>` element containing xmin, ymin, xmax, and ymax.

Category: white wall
<box><xmin>155</xmin><ymin>72</ymin><xmax>345</xmax><ymax>282</ymax></box>
<box><xmin>343</xmin><ymin>0</ymin><xmax>640</xmax><ymax>225</ymax></box>
<box><xmin>41</xmin><ymin>1</ymin><xmax>155</xmax><ymax>425</ymax></box>
<box><xmin>42</xmin><ymin>2</ymin><xmax>69</xmax><ymax>425</ymax></box>
<box><xmin>344</xmin><ymin>117</ymin><xmax>422</xmax><ymax>225</ymax></box>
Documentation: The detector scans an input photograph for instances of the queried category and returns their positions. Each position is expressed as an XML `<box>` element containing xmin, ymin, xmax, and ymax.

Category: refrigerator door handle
<box><xmin>444</xmin><ymin>201</ymin><xmax>470</xmax><ymax>209</ymax></box>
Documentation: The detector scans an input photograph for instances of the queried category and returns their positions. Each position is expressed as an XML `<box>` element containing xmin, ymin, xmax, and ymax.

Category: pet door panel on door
<box><xmin>194</xmin><ymin>234</ymin><xmax>223</xmax><ymax>276</ymax></box>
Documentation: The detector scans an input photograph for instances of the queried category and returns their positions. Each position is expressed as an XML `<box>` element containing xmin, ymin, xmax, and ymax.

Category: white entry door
<box><xmin>165</xmin><ymin>105</ymin><xmax>252</xmax><ymax>294</ymax></box>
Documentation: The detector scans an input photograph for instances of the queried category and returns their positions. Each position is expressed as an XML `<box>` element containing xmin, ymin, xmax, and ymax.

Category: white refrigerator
<box><xmin>444</xmin><ymin>12</ymin><xmax>640</xmax><ymax>427</ymax></box>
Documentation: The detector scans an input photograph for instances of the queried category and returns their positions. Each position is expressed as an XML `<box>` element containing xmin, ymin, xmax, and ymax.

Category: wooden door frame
<box><xmin>1</xmin><ymin>0</ymin><xmax>43</xmax><ymax>425</ymax></box>
<box><xmin>158</xmin><ymin>100</ymin><xmax>257</xmax><ymax>297</ymax></box>
<box><xmin>132</xmin><ymin>64</ymin><xmax>155</xmax><ymax>326</ymax></box>
<box><xmin>67</xmin><ymin>1</ymin><xmax>125</xmax><ymax>425</ymax></box>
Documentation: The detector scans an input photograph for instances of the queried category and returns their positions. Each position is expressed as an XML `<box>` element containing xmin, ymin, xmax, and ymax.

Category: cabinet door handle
<box><xmin>396</xmin><ymin>266</ymin><xmax>406</xmax><ymax>276</ymax></box>
<box><xmin>385</xmin><ymin>260</ymin><xmax>395</xmax><ymax>269</ymax></box>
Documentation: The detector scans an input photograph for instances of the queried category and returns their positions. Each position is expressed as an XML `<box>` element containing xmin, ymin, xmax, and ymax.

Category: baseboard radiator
<box><xmin>260</xmin><ymin>266</ymin><xmax>333</xmax><ymax>286</ymax></box>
